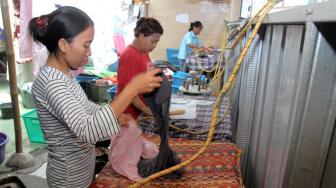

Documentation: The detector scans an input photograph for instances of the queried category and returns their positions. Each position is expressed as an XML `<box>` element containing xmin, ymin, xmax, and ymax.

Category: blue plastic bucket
<box><xmin>108</xmin><ymin>61</ymin><xmax>119</xmax><ymax>72</ymax></box>
<box><xmin>172</xmin><ymin>71</ymin><xmax>189</xmax><ymax>87</ymax></box>
<box><xmin>107</xmin><ymin>85</ymin><xmax>118</xmax><ymax>100</ymax></box>
<box><xmin>0</xmin><ymin>132</ymin><xmax>9</xmax><ymax>164</ymax></box>
<box><xmin>166</xmin><ymin>48</ymin><xmax>180</xmax><ymax>69</ymax></box>
<box><xmin>76</xmin><ymin>75</ymin><xmax>98</xmax><ymax>82</ymax></box>
<box><xmin>171</xmin><ymin>85</ymin><xmax>180</xmax><ymax>94</ymax></box>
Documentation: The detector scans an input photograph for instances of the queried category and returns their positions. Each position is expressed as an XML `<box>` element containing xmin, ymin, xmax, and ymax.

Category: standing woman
<box><xmin>118</xmin><ymin>17</ymin><xmax>164</xmax><ymax>119</ymax></box>
<box><xmin>178</xmin><ymin>21</ymin><xmax>211</xmax><ymax>72</ymax></box>
<box><xmin>29</xmin><ymin>6</ymin><xmax>162</xmax><ymax>188</ymax></box>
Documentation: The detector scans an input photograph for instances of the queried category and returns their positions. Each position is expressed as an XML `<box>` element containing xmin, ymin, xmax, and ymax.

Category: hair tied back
<box><xmin>36</xmin><ymin>16</ymin><xmax>48</xmax><ymax>30</ymax></box>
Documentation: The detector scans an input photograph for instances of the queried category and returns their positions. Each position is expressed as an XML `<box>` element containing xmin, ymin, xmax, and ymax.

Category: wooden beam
<box><xmin>1</xmin><ymin>0</ymin><xmax>23</xmax><ymax>153</ymax></box>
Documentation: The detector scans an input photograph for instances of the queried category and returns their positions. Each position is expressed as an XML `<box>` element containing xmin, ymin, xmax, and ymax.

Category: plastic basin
<box><xmin>0</xmin><ymin>132</ymin><xmax>9</xmax><ymax>164</ymax></box>
<box><xmin>107</xmin><ymin>85</ymin><xmax>118</xmax><ymax>100</ymax></box>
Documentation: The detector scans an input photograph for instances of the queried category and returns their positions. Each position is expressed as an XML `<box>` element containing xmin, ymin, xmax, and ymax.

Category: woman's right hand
<box><xmin>118</xmin><ymin>113</ymin><xmax>136</xmax><ymax>127</ymax></box>
<box><xmin>129</xmin><ymin>68</ymin><xmax>163</xmax><ymax>94</ymax></box>
<box><xmin>110</xmin><ymin>68</ymin><xmax>162</xmax><ymax>118</ymax></box>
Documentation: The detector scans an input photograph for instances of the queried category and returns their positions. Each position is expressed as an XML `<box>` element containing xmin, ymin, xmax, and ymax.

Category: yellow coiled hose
<box><xmin>129</xmin><ymin>1</ymin><xmax>278</xmax><ymax>187</ymax></box>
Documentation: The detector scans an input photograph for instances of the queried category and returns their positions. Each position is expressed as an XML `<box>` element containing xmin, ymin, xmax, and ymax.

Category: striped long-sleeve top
<box><xmin>32</xmin><ymin>66</ymin><xmax>120</xmax><ymax>188</ymax></box>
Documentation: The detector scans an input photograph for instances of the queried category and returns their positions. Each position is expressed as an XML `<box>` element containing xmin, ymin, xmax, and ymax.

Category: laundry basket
<box><xmin>21</xmin><ymin>109</ymin><xmax>45</xmax><ymax>143</ymax></box>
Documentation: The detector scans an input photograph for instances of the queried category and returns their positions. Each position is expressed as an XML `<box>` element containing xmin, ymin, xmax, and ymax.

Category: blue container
<box><xmin>171</xmin><ymin>85</ymin><xmax>180</xmax><ymax>94</ymax></box>
<box><xmin>76</xmin><ymin>75</ymin><xmax>98</xmax><ymax>82</ymax></box>
<box><xmin>108</xmin><ymin>61</ymin><xmax>119</xmax><ymax>72</ymax></box>
<box><xmin>107</xmin><ymin>85</ymin><xmax>118</xmax><ymax>100</ymax></box>
<box><xmin>172</xmin><ymin>71</ymin><xmax>189</xmax><ymax>87</ymax></box>
<box><xmin>0</xmin><ymin>132</ymin><xmax>9</xmax><ymax>164</ymax></box>
<box><xmin>166</xmin><ymin>48</ymin><xmax>180</xmax><ymax>69</ymax></box>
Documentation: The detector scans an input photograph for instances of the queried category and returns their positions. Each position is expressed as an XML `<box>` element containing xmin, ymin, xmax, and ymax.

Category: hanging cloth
<box><xmin>112</xmin><ymin>15</ymin><xmax>126</xmax><ymax>55</ymax></box>
<box><xmin>19</xmin><ymin>0</ymin><xmax>32</xmax><ymax>59</ymax></box>
<box><xmin>19</xmin><ymin>0</ymin><xmax>49</xmax><ymax>76</ymax></box>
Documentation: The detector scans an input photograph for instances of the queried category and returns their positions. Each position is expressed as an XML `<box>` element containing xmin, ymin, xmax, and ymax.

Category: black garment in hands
<box><xmin>137</xmin><ymin>73</ymin><xmax>184</xmax><ymax>179</ymax></box>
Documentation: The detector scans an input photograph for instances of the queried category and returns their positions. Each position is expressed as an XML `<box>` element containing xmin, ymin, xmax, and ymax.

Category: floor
<box><xmin>0</xmin><ymin>79</ymin><xmax>48</xmax><ymax>187</ymax></box>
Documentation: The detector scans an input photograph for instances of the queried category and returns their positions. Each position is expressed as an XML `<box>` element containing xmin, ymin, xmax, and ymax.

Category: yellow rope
<box><xmin>194</xmin><ymin>27</ymin><xmax>229</xmax><ymax>90</ymax></box>
<box><xmin>205</xmin><ymin>0</ymin><xmax>273</xmax><ymax>90</ymax></box>
<box><xmin>229</xmin><ymin>0</ymin><xmax>273</xmax><ymax>50</ymax></box>
<box><xmin>206</xmin><ymin>54</ymin><xmax>230</xmax><ymax>87</ymax></box>
<box><xmin>191</xmin><ymin>25</ymin><xmax>228</xmax><ymax>74</ymax></box>
<box><xmin>137</xmin><ymin>117</ymin><xmax>219</xmax><ymax>135</ymax></box>
<box><xmin>137</xmin><ymin>116</ymin><xmax>208</xmax><ymax>135</ymax></box>
<box><xmin>168</xmin><ymin>75</ymin><xmax>237</xmax><ymax>135</ymax></box>
<box><xmin>194</xmin><ymin>54</ymin><xmax>218</xmax><ymax>73</ymax></box>
<box><xmin>196</xmin><ymin>30</ymin><xmax>228</xmax><ymax>73</ymax></box>
<box><xmin>168</xmin><ymin>124</ymin><xmax>209</xmax><ymax>135</ymax></box>
<box><xmin>129</xmin><ymin>1</ymin><xmax>277</xmax><ymax>187</ymax></box>
<box><xmin>206</xmin><ymin>0</ymin><xmax>274</xmax><ymax>88</ymax></box>
<box><xmin>194</xmin><ymin>0</ymin><xmax>273</xmax><ymax>86</ymax></box>
<box><xmin>237</xmin><ymin>148</ymin><xmax>243</xmax><ymax>186</ymax></box>
<box><xmin>214</xmin><ymin>29</ymin><xmax>228</xmax><ymax>76</ymax></box>
<box><xmin>137</xmin><ymin>79</ymin><xmax>236</xmax><ymax>136</ymax></box>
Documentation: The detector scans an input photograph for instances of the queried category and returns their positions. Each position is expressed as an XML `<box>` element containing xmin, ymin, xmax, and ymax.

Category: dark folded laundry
<box><xmin>137</xmin><ymin>73</ymin><xmax>183</xmax><ymax>179</ymax></box>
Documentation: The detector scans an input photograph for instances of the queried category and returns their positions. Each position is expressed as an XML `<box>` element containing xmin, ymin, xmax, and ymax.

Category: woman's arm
<box><xmin>45</xmin><ymin>80</ymin><xmax>120</xmax><ymax>144</ymax></box>
<box><xmin>110</xmin><ymin>68</ymin><xmax>161</xmax><ymax>118</ymax></box>
<box><xmin>188</xmin><ymin>44</ymin><xmax>213</xmax><ymax>52</ymax></box>
<box><xmin>131</xmin><ymin>96</ymin><xmax>151</xmax><ymax>115</ymax></box>
<box><xmin>45</xmin><ymin>69</ymin><xmax>162</xmax><ymax>144</ymax></box>
<box><xmin>188</xmin><ymin>43</ymin><xmax>200</xmax><ymax>49</ymax></box>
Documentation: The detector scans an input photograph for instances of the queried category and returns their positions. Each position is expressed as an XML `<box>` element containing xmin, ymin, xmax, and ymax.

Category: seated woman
<box><xmin>109</xmin><ymin>17</ymin><xmax>164</xmax><ymax>182</ymax></box>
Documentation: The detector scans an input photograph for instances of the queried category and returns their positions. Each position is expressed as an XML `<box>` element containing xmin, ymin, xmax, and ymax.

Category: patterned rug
<box><xmin>91</xmin><ymin>134</ymin><xmax>242</xmax><ymax>188</ymax></box>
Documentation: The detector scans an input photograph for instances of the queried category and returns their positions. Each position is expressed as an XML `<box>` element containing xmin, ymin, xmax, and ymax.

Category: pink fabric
<box><xmin>32</xmin><ymin>43</ymin><xmax>49</xmax><ymax>76</ymax></box>
<box><xmin>109</xmin><ymin>122</ymin><xmax>158</xmax><ymax>182</ymax></box>
<box><xmin>19</xmin><ymin>0</ymin><xmax>32</xmax><ymax>59</ymax></box>
<box><xmin>113</xmin><ymin>35</ymin><xmax>126</xmax><ymax>55</ymax></box>
<box><xmin>19</xmin><ymin>0</ymin><xmax>49</xmax><ymax>76</ymax></box>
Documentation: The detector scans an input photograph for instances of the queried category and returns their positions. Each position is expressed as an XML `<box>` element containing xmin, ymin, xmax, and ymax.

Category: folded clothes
<box><xmin>108</xmin><ymin>122</ymin><xmax>158</xmax><ymax>182</ymax></box>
